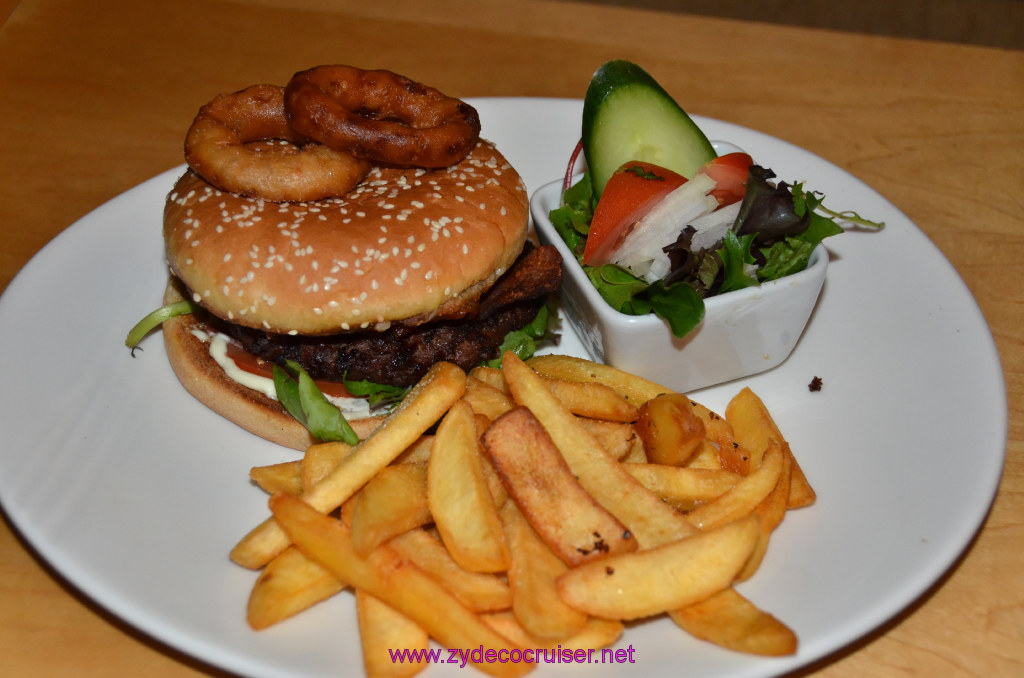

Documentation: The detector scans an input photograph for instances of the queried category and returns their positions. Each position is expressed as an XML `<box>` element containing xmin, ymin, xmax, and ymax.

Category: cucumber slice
<box><xmin>583</xmin><ymin>60</ymin><xmax>716</xmax><ymax>197</ymax></box>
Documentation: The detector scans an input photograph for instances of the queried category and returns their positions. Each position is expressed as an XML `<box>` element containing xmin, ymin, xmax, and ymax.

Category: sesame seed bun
<box><xmin>160</xmin><ymin>279</ymin><xmax>386</xmax><ymax>450</ymax></box>
<box><xmin>164</xmin><ymin>139</ymin><xmax>529</xmax><ymax>335</ymax></box>
<box><xmin>159</xmin><ymin>138</ymin><xmax>537</xmax><ymax>448</ymax></box>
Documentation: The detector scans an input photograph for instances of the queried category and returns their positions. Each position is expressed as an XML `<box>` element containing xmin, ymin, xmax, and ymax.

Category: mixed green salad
<box><xmin>550</xmin><ymin>59</ymin><xmax>883</xmax><ymax>338</ymax></box>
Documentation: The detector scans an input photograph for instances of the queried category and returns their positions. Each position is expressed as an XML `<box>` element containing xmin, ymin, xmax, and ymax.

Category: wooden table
<box><xmin>1</xmin><ymin>1</ymin><xmax>1021</xmax><ymax>676</ymax></box>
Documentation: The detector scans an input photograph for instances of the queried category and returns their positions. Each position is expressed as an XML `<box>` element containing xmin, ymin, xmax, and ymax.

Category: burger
<box><xmin>149</xmin><ymin>117</ymin><xmax>560</xmax><ymax>450</ymax></box>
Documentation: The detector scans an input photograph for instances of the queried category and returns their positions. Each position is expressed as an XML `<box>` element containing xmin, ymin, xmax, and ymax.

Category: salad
<box><xmin>549</xmin><ymin>60</ymin><xmax>882</xmax><ymax>338</ymax></box>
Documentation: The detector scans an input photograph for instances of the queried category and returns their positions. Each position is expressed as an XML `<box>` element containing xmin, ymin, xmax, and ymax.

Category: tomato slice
<box><xmin>582</xmin><ymin>161</ymin><xmax>688</xmax><ymax>266</ymax></box>
<box><xmin>224</xmin><ymin>340</ymin><xmax>356</xmax><ymax>399</ymax></box>
<box><xmin>698</xmin><ymin>152</ymin><xmax>753</xmax><ymax>207</ymax></box>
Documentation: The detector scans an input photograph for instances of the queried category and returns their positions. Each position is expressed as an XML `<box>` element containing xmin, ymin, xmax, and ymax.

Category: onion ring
<box><xmin>184</xmin><ymin>84</ymin><xmax>369</xmax><ymax>202</ymax></box>
<box><xmin>283</xmin><ymin>65</ymin><xmax>481</xmax><ymax>168</ymax></box>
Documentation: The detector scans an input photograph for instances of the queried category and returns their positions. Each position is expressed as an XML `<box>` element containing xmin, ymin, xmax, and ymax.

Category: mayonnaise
<box><xmin>195</xmin><ymin>328</ymin><xmax>375</xmax><ymax>419</ymax></box>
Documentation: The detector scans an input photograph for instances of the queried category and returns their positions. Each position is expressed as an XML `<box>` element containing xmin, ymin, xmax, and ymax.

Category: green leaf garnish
<box><xmin>125</xmin><ymin>299</ymin><xmax>199</xmax><ymax>349</ymax></box>
<box><xmin>637</xmin><ymin>279</ymin><xmax>705</xmax><ymax>337</ymax></box>
<box><xmin>273</xmin><ymin>360</ymin><xmax>359</xmax><ymax>445</ymax></box>
<box><xmin>341</xmin><ymin>376</ymin><xmax>408</xmax><ymax>408</ymax></box>
<box><xmin>586</xmin><ymin>263</ymin><xmax>705</xmax><ymax>338</ymax></box>
<box><xmin>273</xmin><ymin>363</ymin><xmax>306</xmax><ymax>426</ymax></box>
<box><xmin>549</xmin><ymin>174</ymin><xmax>596</xmax><ymax>259</ymax></box>
<box><xmin>717</xmin><ymin>231</ymin><xmax>759</xmax><ymax>293</ymax></box>
<box><xmin>483</xmin><ymin>305</ymin><xmax>551</xmax><ymax>368</ymax></box>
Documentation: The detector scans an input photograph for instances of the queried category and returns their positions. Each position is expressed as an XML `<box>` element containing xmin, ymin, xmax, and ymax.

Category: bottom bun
<box><xmin>162</xmin><ymin>279</ymin><xmax>383</xmax><ymax>450</ymax></box>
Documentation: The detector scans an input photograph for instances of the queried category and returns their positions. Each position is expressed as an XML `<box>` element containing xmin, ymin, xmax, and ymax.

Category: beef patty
<box><xmin>215</xmin><ymin>244</ymin><xmax>562</xmax><ymax>387</ymax></box>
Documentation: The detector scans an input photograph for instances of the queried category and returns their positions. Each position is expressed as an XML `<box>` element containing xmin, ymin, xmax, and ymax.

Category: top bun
<box><xmin>164</xmin><ymin>139</ymin><xmax>529</xmax><ymax>335</ymax></box>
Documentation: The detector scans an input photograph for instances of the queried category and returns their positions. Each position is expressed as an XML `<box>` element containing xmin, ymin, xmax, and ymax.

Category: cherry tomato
<box><xmin>698</xmin><ymin>152</ymin><xmax>753</xmax><ymax>206</ymax></box>
<box><xmin>582</xmin><ymin>161</ymin><xmax>688</xmax><ymax>266</ymax></box>
<box><xmin>225</xmin><ymin>341</ymin><xmax>356</xmax><ymax>399</ymax></box>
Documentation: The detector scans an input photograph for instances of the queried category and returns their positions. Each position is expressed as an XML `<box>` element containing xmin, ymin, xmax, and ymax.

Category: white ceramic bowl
<box><xmin>530</xmin><ymin>177</ymin><xmax>828</xmax><ymax>394</ymax></box>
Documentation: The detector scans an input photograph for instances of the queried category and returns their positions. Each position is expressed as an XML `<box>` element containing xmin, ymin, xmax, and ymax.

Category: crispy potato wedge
<box><xmin>526</xmin><ymin>354</ymin><xmax>670</xmax><ymax>406</ymax></box>
<box><xmin>577</xmin><ymin>419</ymin><xmax>640</xmax><ymax>460</ymax></box>
<box><xmin>686</xmin><ymin>443</ymin><xmax>785</xmax><ymax>530</ymax></box>
<box><xmin>301</xmin><ymin>441</ymin><xmax>354</xmax><ymax>491</ymax></box>
<box><xmin>502</xmin><ymin>353</ymin><xmax>696</xmax><ymax>548</ymax></box>
<box><xmin>247</xmin><ymin>545</ymin><xmax>346</xmax><ymax>630</ymax></box>
<box><xmin>499</xmin><ymin>501</ymin><xmax>588</xmax><ymax>640</ymax></box>
<box><xmin>483</xmin><ymin>610</ymin><xmax>624</xmax><ymax>653</ymax></box>
<box><xmin>670</xmin><ymin>587</ymin><xmax>798</xmax><ymax>656</ymax></box>
<box><xmin>356</xmin><ymin>589</ymin><xmax>429</xmax><ymax>678</ymax></box>
<box><xmin>635</xmin><ymin>393</ymin><xmax>706</xmax><ymax>466</ymax></box>
<box><xmin>389</xmin><ymin>529</ymin><xmax>512</xmax><ymax>613</ymax></box>
<box><xmin>541</xmin><ymin>376</ymin><xmax>639</xmax><ymax>422</ymax></box>
<box><xmin>686</xmin><ymin>439</ymin><xmax>723</xmax><ymax>470</ymax></box>
<box><xmin>231</xmin><ymin>362</ymin><xmax>466</xmax><ymax>570</ymax></box>
<box><xmin>350</xmin><ymin>462</ymin><xmax>431</xmax><ymax>556</ymax></box>
<box><xmin>736</xmin><ymin>446</ymin><xmax>793</xmax><ymax>581</ymax></box>
<box><xmin>392</xmin><ymin>435</ymin><xmax>434</xmax><ymax>465</ymax></box>
<box><xmin>463</xmin><ymin>376</ymin><xmax>516</xmax><ymax>421</ymax></box>
<box><xmin>556</xmin><ymin>516</ymin><xmax>760</xmax><ymax>620</ymax></box>
<box><xmin>622</xmin><ymin>463</ymin><xmax>741</xmax><ymax>512</ymax></box>
<box><xmin>468</xmin><ymin>365</ymin><xmax>509</xmax><ymax>393</ymax></box>
<box><xmin>483</xmin><ymin>406</ymin><xmax>636</xmax><ymax>566</ymax></box>
<box><xmin>726</xmin><ymin>387</ymin><xmax>816</xmax><ymax>508</ymax></box>
<box><xmin>269</xmin><ymin>493</ymin><xmax>528</xmax><ymax>677</ymax></box>
<box><xmin>428</xmin><ymin>400</ymin><xmax>510</xmax><ymax>573</ymax></box>
<box><xmin>250</xmin><ymin>460</ymin><xmax>303</xmax><ymax>496</ymax></box>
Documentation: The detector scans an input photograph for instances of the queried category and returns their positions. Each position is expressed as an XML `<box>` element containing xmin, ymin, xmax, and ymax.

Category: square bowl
<box><xmin>531</xmin><ymin>178</ymin><xmax>828</xmax><ymax>394</ymax></box>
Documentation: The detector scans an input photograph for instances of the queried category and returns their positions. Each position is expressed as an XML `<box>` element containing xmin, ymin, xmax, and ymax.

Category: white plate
<box><xmin>0</xmin><ymin>98</ymin><xmax>1006</xmax><ymax>678</ymax></box>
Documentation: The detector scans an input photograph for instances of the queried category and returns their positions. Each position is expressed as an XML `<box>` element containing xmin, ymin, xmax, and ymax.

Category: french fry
<box><xmin>735</xmin><ymin>447</ymin><xmax>792</xmax><ymax>581</ymax></box>
<box><xmin>269</xmin><ymin>493</ymin><xmax>529</xmax><ymax>678</ymax></box>
<box><xmin>724</xmin><ymin>387</ymin><xmax>777</xmax><ymax>468</ymax></box>
<box><xmin>686</xmin><ymin>442</ymin><xmax>785</xmax><ymax>530</ymax></box>
<box><xmin>499</xmin><ymin>501</ymin><xmax>588</xmax><ymax>640</ymax></box>
<box><xmin>622</xmin><ymin>463</ymin><xmax>741</xmax><ymax>512</ymax></box>
<box><xmin>577</xmin><ymin>419</ymin><xmax>642</xmax><ymax>461</ymax></box>
<box><xmin>235</xmin><ymin>354</ymin><xmax>811</xmax><ymax>667</ymax></box>
<box><xmin>669</xmin><ymin>587</ymin><xmax>798</xmax><ymax>656</ymax></box>
<box><xmin>392</xmin><ymin>435</ymin><xmax>433</xmax><ymax>465</ymax></box>
<box><xmin>247</xmin><ymin>545</ymin><xmax>346</xmax><ymax>630</ymax></box>
<box><xmin>508</xmin><ymin>356</ymin><xmax>796</xmax><ymax>652</ymax></box>
<box><xmin>350</xmin><ymin>462</ymin><xmax>431</xmax><ymax>556</ymax></box>
<box><xmin>619</xmin><ymin>438</ymin><xmax>648</xmax><ymax>463</ymax></box>
<box><xmin>540</xmin><ymin>377</ymin><xmax>638</xmax><ymax>422</ymax></box>
<box><xmin>389</xmin><ymin>528</ymin><xmax>512</xmax><ymax>613</ymax></box>
<box><xmin>483</xmin><ymin>610</ymin><xmax>624</xmax><ymax>653</ymax></box>
<box><xmin>231</xmin><ymin>361</ymin><xmax>467</xmax><ymax>570</ymax></box>
<box><xmin>467</xmin><ymin>365</ymin><xmax>508</xmax><ymax>393</ymax></box>
<box><xmin>249</xmin><ymin>460</ymin><xmax>303</xmax><ymax>496</ymax></box>
<box><xmin>462</xmin><ymin>376</ymin><xmax>515</xmax><ymax>421</ymax></box>
<box><xmin>356</xmin><ymin>589</ymin><xmax>429</xmax><ymax>678</ymax></box>
<box><xmin>483</xmin><ymin>406</ymin><xmax>637</xmax><ymax>566</ymax></box>
<box><xmin>428</xmin><ymin>400</ymin><xmax>510</xmax><ymax>573</ymax></box>
<box><xmin>725</xmin><ymin>387</ymin><xmax>816</xmax><ymax>508</ymax></box>
<box><xmin>502</xmin><ymin>352</ymin><xmax>696</xmax><ymax>548</ymax></box>
<box><xmin>635</xmin><ymin>393</ymin><xmax>706</xmax><ymax>466</ymax></box>
<box><xmin>301</xmin><ymin>441</ymin><xmax>355</xmax><ymax>491</ymax></box>
<box><xmin>556</xmin><ymin>516</ymin><xmax>760</xmax><ymax>620</ymax></box>
<box><xmin>686</xmin><ymin>439</ymin><xmax>722</xmax><ymax>470</ymax></box>
<box><xmin>526</xmin><ymin>354</ymin><xmax>670</xmax><ymax>405</ymax></box>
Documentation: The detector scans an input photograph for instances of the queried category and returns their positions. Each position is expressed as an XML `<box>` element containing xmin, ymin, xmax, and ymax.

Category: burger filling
<box><xmin>198</xmin><ymin>243</ymin><xmax>562</xmax><ymax>389</ymax></box>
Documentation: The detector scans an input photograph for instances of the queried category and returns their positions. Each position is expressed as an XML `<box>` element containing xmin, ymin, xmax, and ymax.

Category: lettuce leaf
<box><xmin>273</xmin><ymin>360</ymin><xmax>360</xmax><ymax>445</ymax></box>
